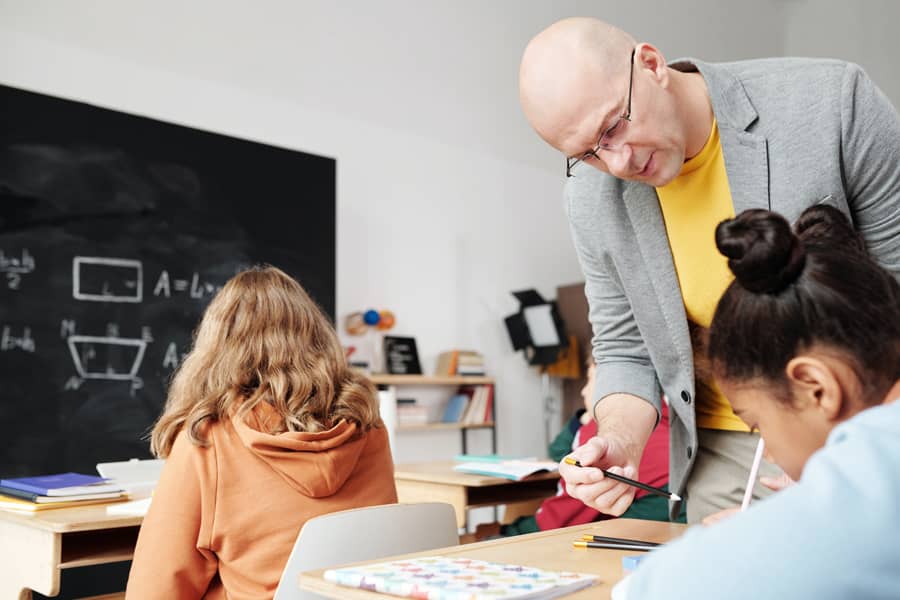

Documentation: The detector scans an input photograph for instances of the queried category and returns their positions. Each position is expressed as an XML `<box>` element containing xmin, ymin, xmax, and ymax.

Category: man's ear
<box><xmin>635</xmin><ymin>43</ymin><xmax>668</xmax><ymax>84</ymax></box>
<box><xmin>784</xmin><ymin>356</ymin><xmax>843</xmax><ymax>421</ymax></box>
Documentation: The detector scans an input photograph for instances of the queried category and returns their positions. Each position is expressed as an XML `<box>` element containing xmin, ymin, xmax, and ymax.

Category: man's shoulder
<box><xmin>686</xmin><ymin>56</ymin><xmax>855</xmax><ymax>89</ymax></box>
<box><xmin>565</xmin><ymin>168</ymin><xmax>621</xmax><ymax>199</ymax></box>
<box><xmin>564</xmin><ymin>170</ymin><xmax>631</xmax><ymax>229</ymax></box>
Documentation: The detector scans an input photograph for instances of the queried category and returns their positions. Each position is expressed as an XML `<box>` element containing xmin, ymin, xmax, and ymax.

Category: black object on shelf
<box><xmin>382</xmin><ymin>336</ymin><xmax>423</xmax><ymax>375</ymax></box>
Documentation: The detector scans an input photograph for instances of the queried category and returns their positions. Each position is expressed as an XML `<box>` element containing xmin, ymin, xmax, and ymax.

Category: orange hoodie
<box><xmin>126</xmin><ymin>403</ymin><xmax>398</xmax><ymax>599</ymax></box>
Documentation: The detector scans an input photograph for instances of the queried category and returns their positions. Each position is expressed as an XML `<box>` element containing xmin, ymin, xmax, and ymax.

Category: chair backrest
<box><xmin>273</xmin><ymin>501</ymin><xmax>459</xmax><ymax>600</ymax></box>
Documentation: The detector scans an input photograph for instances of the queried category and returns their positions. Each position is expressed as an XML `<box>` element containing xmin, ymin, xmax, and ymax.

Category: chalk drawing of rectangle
<box><xmin>73</xmin><ymin>257</ymin><xmax>143</xmax><ymax>303</ymax></box>
<box><xmin>67</xmin><ymin>335</ymin><xmax>147</xmax><ymax>380</ymax></box>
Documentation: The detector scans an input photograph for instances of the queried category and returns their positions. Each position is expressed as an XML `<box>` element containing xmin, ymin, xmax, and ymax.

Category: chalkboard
<box><xmin>0</xmin><ymin>84</ymin><xmax>336</xmax><ymax>478</ymax></box>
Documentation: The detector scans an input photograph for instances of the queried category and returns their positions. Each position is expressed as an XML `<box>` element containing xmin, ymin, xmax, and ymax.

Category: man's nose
<box><xmin>601</xmin><ymin>146</ymin><xmax>635</xmax><ymax>179</ymax></box>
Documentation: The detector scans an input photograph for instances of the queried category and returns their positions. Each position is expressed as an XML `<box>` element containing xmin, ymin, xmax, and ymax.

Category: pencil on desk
<box><xmin>573</xmin><ymin>540</ymin><xmax>655</xmax><ymax>552</ymax></box>
<box><xmin>581</xmin><ymin>534</ymin><xmax>659</xmax><ymax>547</ymax></box>
<box><xmin>563</xmin><ymin>456</ymin><xmax>682</xmax><ymax>502</ymax></box>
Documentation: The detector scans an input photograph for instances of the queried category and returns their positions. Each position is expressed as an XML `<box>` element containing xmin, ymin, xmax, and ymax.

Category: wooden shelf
<box><xmin>59</xmin><ymin>526</ymin><xmax>140</xmax><ymax>569</ymax></box>
<box><xmin>396</xmin><ymin>422</ymin><xmax>495</xmax><ymax>432</ymax></box>
<box><xmin>369</xmin><ymin>374</ymin><xmax>493</xmax><ymax>385</ymax></box>
<box><xmin>375</xmin><ymin>373</ymin><xmax>497</xmax><ymax>455</ymax></box>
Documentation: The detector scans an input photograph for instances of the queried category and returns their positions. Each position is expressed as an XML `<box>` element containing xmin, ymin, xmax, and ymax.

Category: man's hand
<box><xmin>559</xmin><ymin>435</ymin><xmax>641</xmax><ymax>516</ymax></box>
<box><xmin>559</xmin><ymin>392</ymin><xmax>656</xmax><ymax>516</ymax></box>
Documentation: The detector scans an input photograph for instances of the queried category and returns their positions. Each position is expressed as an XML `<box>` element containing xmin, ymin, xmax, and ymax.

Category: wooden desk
<box><xmin>394</xmin><ymin>461</ymin><xmax>559</xmax><ymax>528</ymax></box>
<box><xmin>298</xmin><ymin>517</ymin><xmax>688</xmax><ymax>599</ymax></box>
<box><xmin>0</xmin><ymin>504</ymin><xmax>143</xmax><ymax>599</ymax></box>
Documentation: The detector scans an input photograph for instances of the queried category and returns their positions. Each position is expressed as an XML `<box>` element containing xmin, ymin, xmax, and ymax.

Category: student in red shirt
<box><xmin>503</xmin><ymin>358</ymin><xmax>683</xmax><ymax>535</ymax></box>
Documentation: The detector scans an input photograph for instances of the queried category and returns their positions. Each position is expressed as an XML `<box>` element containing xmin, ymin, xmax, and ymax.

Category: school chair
<box><xmin>274</xmin><ymin>501</ymin><xmax>459</xmax><ymax>600</ymax></box>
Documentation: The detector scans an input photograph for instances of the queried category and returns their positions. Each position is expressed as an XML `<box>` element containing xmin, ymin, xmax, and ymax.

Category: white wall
<box><xmin>0</xmin><ymin>0</ymin><xmax>788</xmax><ymax>464</ymax></box>
<box><xmin>781</xmin><ymin>0</ymin><xmax>900</xmax><ymax>108</ymax></box>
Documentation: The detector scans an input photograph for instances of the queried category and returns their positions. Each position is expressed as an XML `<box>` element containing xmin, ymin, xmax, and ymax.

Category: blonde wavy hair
<box><xmin>150</xmin><ymin>265</ymin><xmax>380</xmax><ymax>457</ymax></box>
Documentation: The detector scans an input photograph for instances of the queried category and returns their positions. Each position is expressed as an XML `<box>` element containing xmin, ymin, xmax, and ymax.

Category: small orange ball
<box><xmin>376</xmin><ymin>310</ymin><xmax>396</xmax><ymax>330</ymax></box>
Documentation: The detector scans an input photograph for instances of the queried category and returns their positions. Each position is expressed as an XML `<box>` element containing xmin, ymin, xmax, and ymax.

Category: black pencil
<box><xmin>573</xmin><ymin>540</ymin><xmax>655</xmax><ymax>552</ymax></box>
<box><xmin>581</xmin><ymin>534</ymin><xmax>660</xmax><ymax>547</ymax></box>
<box><xmin>563</xmin><ymin>456</ymin><xmax>682</xmax><ymax>501</ymax></box>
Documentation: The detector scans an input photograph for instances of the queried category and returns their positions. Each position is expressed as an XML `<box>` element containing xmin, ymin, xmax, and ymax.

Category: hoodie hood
<box><xmin>230</xmin><ymin>402</ymin><xmax>370</xmax><ymax>498</ymax></box>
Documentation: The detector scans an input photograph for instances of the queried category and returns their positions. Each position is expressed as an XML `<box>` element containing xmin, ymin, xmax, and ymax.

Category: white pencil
<box><xmin>741</xmin><ymin>437</ymin><xmax>766</xmax><ymax>511</ymax></box>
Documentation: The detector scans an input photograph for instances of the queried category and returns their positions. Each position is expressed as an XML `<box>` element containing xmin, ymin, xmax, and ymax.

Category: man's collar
<box><xmin>669</xmin><ymin>58</ymin><xmax>759</xmax><ymax>132</ymax></box>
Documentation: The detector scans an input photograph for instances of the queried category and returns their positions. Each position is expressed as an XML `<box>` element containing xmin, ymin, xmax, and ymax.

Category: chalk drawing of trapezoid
<box><xmin>72</xmin><ymin>256</ymin><xmax>143</xmax><ymax>303</ymax></box>
<box><xmin>67</xmin><ymin>335</ymin><xmax>147</xmax><ymax>380</ymax></box>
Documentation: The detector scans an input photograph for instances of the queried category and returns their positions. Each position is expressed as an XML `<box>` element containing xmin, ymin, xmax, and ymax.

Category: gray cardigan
<box><xmin>565</xmin><ymin>57</ymin><xmax>900</xmax><ymax>518</ymax></box>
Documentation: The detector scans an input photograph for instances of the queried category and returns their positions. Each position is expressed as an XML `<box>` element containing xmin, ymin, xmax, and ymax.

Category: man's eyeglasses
<box><xmin>566</xmin><ymin>49</ymin><xmax>636</xmax><ymax>178</ymax></box>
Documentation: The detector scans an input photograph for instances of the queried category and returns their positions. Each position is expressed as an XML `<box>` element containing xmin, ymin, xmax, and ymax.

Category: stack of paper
<box><xmin>0</xmin><ymin>472</ymin><xmax>126</xmax><ymax>512</ymax></box>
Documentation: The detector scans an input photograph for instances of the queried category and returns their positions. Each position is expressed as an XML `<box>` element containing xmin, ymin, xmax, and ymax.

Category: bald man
<box><xmin>520</xmin><ymin>17</ymin><xmax>900</xmax><ymax>523</ymax></box>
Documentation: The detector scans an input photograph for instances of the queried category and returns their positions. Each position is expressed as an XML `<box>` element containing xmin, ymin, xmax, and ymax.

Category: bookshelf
<box><xmin>369</xmin><ymin>374</ymin><xmax>493</xmax><ymax>386</ymax></box>
<box><xmin>370</xmin><ymin>374</ymin><xmax>497</xmax><ymax>454</ymax></box>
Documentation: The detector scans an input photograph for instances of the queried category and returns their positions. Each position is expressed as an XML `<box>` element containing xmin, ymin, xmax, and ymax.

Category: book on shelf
<box><xmin>458</xmin><ymin>384</ymin><xmax>493</xmax><ymax>425</ymax></box>
<box><xmin>0</xmin><ymin>493</ymin><xmax>129</xmax><ymax>512</ymax></box>
<box><xmin>453</xmin><ymin>458</ymin><xmax>559</xmax><ymax>481</ymax></box>
<box><xmin>434</xmin><ymin>349</ymin><xmax>486</xmax><ymax>376</ymax></box>
<box><xmin>324</xmin><ymin>555</ymin><xmax>597</xmax><ymax>599</ymax></box>
<box><xmin>0</xmin><ymin>472</ymin><xmax>123</xmax><ymax>497</ymax></box>
<box><xmin>441</xmin><ymin>393</ymin><xmax>470</xmax><ymax>423</ymax></box>
<box><xmin>397</xmin><ymin>401</ymin><xmax>429</xmax><ymax>426</ymax></box>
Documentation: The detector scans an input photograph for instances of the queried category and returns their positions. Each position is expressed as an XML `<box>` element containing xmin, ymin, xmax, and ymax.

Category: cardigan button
<box><xmin>680</xmin><ymin>390</ymin><xmax>692</xmax><ymax>404</ymax></box>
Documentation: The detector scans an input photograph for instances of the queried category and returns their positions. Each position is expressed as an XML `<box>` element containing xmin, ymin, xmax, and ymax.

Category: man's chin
<box><xmin>646</xmin><ymin>158</ymin><xmax>681</xmax><ymax>187</ymax></box>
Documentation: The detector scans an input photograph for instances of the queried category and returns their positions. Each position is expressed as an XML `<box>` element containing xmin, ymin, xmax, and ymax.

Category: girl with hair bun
<box><xmin>614</xmin><ymin>205</ymin><xmax>900</xmax><ymax>600</ymax></box>
<box><xmin>127</xmin><ymin>266</ymin><xmax>397</xmax><ymax>599</ymax></box>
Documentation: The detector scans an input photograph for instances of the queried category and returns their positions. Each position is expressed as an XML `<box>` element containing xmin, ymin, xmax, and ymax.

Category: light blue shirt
<box><xmin>614</xmin><ymin>399</ymin><xmax>900</xmax><ymax>600</ymax></box>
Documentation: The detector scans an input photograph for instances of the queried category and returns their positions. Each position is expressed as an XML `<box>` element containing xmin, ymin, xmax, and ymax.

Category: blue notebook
<box><xmin>0</xmin><ymin>472</ymin><xmax>120</xmax><ymax>497</ymax></box>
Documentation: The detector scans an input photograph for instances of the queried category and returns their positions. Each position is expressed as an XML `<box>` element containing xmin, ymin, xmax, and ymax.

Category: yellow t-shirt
<box><xmin>656</xmin><ymin>120</ymin><xmax>749</xmax><ymax>432</ymax></box>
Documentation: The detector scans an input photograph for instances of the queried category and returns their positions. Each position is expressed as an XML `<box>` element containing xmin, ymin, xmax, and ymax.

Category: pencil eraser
<box><xmin>621</xmin><ymin>555</ymin><xmax>647</xmax><ymax>573</ymax></box>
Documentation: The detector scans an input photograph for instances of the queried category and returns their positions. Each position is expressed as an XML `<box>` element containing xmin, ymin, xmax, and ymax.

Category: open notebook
<box><xmin>453</xmin><ymin>459</ymin><xmax>559</xmax><ymax>481</ymax></box>
<box><xmin>324</xmin><ymin>555</ymin><xmax>597</xmax><ymax>599</ymax></box>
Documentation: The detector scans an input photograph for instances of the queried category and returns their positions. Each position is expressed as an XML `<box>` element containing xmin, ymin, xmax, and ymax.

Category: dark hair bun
<box><xmin>715</xmin><ymin>209</ymin><xmax>805</xmax><ymax>294</ymax></box>
<box><xmin>794</xmin><ymin>204</ymin><xmax>866</xmax><ymax>254</ymax></box>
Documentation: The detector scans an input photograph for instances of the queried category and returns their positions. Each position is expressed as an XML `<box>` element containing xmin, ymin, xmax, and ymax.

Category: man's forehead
<box><xmin>558</xmin><ymin>92</ymin><xmax>619</xmax><ymax>155</ymax></box>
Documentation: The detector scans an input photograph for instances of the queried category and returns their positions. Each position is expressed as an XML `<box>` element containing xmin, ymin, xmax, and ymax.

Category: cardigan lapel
<box><xmin>622</xmin><ymin>182</ymin><xmax>694</xmax><ymax>381</ymax></box>
<box><xmin>684</xmin><ymin>58</ymin><xmax>771</xmax><ymax>214</ymax></box>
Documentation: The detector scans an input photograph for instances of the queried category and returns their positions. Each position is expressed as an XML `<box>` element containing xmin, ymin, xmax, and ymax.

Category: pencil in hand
<box><xmin>563</xmin><ymin>456</ymin><xmax>682</xmax><ymax>502</ymax></box>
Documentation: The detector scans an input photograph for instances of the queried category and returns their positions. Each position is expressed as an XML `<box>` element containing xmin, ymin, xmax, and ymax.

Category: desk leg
<box><xmin>0</xmin><ymin>518</ymin><xmax>61</xmax><ymax>598</ymax></box>
<box><xmin>395</xmin><ymin>481</ymin><xmax>468</xmax><ymax>529</ymax></box>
